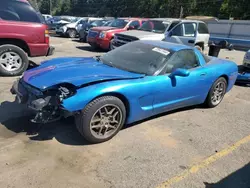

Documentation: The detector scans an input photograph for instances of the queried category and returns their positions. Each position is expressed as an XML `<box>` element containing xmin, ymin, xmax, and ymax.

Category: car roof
<box><xmin>119</xmin><ymin>17</ymin><xmax>148</xmax><ymax>21</ymax></box>
<box><xmin>147</xmin><ymin>18</ymin><xmax>205</xmax><ymax>23</ymax></box>
<box><xmin>139</xmin><ymin>40</ymin><xmax>193</xmax><ymax>52</ymax></box>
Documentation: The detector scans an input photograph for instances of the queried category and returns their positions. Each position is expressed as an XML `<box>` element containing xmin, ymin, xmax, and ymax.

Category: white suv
<box><xmin>112</xmin><ymin>18</ymin><xmax>210</xmax><ymax>51</ymax></box>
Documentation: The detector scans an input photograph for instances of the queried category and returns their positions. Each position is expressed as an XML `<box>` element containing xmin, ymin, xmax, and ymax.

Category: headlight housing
<box><xmin>62</xmin><ymin>26</ymin><xmax>67</xmax><ymax>32</ymax></box>
<box><xmin>99</xmin><ymin>31</ymin><xmax>106</xmax><ymax>38</ymax></box>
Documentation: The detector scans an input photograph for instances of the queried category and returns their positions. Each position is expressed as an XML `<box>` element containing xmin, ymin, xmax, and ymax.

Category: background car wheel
<box><xmin>75</xmin><ymin>96</ymin><xmax>126</xmax><ymax>144</ymax></box>
<box><xmin>67</xmin><ymin>29</ymin><xmax>77</xmax><ymax>38</ymax></box>
<box><xmin>109</xmin><ymin>39</ymin><xmax>114</xmax><ymax>51</ymax></box>
<box><xmin>195</xmin><ymin>45</ymin><xmax>203</xmax><ymax>51</ymax></box>
<box><xmin>205</xmin><ymin>77</ymin><xmax>227</xmax><ymax>108</ymax></box>
<box><xmin>0</xmin><ymin>44</ymin><xmax>29</xmax><ymax>76</ymax></box>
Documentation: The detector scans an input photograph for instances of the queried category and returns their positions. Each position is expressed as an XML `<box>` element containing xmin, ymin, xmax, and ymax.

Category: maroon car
<box><xmin>0</xmin><ymin>0</ymin><xmax>54</xmax><ymax>76</ymax></box>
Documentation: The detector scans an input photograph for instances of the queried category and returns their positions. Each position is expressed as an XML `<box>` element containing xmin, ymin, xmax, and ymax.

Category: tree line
<box><xmin>29</xmin><ymin>0</ymin><xmax>250</xmax><ymax>20</ymax></box>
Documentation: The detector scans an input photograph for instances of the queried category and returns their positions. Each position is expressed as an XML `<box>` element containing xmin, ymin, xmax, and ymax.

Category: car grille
<box><xmin>88</xmin><ymin>30</ymin><xmax>99</xmax><ymax>38</ymax></box>
<box><xmin>114</xmin><ymin>34</ymin><xmax>139</xmax><ymax>47</ymax></box>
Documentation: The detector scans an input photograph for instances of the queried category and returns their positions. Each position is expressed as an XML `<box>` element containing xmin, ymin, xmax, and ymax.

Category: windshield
<box><xmin>138</xmin><ymin>20</ymin><xmax>169</xmax><ymax>33</ymax></box>
<box><xmin>100</xmin><ymin>41</ymin><xmax>172</xmax><ymax>75</ymax></box>
<box><xmin>103</xmin><ymin>20</ymin><xmax>113</xmax><ymax>26</ymax></box>
<box><xmin>91</xmin><ymin>20</ymin><xmax>106</xmax><ymax>27</ymax></box>
<box><xmin>108</xmin><ymin>19</ymin><xmax>129</xmax><ymax>28</ymax></box>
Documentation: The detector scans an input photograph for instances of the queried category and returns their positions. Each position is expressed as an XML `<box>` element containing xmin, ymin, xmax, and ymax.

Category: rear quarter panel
<box><xmin>0</xmin><ymin>20</ymin><xmax>46</xmax><ymax>44</ymax></box>
<box><xmin>203</xmin><ymin>58</ymin><xmax>238</xmax><ymax>92</ymax></box>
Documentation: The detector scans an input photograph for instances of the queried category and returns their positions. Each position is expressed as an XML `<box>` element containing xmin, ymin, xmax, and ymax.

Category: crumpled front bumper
<box><xmin>10</xmin><ymin>79</ymin><xmax>49</xmax><ymax>111</ymax></box>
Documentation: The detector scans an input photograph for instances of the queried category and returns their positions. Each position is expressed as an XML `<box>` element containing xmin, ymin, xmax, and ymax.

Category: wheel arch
<box><xmin>0</xmin><ymin>38</ymin><xmax>30</xmax><ymax>56</ymax></box>
<box><xmin>92</xmin><ymin>92</ymin><xmax>130</xmax><ymax>119</ymax></box>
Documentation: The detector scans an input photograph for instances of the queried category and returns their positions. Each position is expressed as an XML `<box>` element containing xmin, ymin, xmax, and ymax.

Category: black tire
<box><xmin>109</xmin><ymin>39</ymin><xmax>114</xmax><ymax>51</ymax></box>
<box><xmin>195</xmin><ymin>45</ymin><xmax>203</xmax><ymax>51</ymax></box>
<box><xmin>67</xmin><ymin>29</ymin><xmax>77</xmax><ymax>38</ymax></box>
<box><xmin>75</xmin><ymin>96</ymin><xmax>126</xmax><ymax>144</ymax></box>
<box><xmin>205</xmin><ymin>77</ymin><xmax>227</xmax><ymax>108</ymax></box>
<box><xmin>0</xmin><ymin>44</ymin><xmax>29</xmax><ymax>76</ymax></box>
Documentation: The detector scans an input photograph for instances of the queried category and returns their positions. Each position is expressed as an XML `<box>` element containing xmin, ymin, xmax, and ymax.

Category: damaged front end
<box><xmin>11</xmin><ymin>79</ymin><xmax>75</xmax><ymax>124</ymax></box>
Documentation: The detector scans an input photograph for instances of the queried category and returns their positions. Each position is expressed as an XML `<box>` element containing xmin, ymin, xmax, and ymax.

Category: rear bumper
<box><xmin>29</xmin><ymin>43</ymin><xmax>54</xmax><ymax>57</ymax></box>
<box><xmin>47</xmin><ymin>46</ymin><xmax>55</xmax><ymax>56</ymax></box>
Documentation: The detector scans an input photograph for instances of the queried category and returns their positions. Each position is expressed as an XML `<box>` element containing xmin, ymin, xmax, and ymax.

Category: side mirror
<box><xmin>128</xmin><ymin>26</ymin><xmax>135</xmax><ymax>30</ymax></box>
<box><xmin>169</xmin><ymin>68</ymin><xmax>190</xmax><ymax>78</ymax></box>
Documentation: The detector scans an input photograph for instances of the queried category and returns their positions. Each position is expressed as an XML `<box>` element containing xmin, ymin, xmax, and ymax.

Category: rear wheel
<box><xmin>205</xmin><ymin>77</ymin><xmax>227</xmax><ymax>108</ymax></box>
<box><xmin>75</xmin><ymin>96</ymin><xmax>126</xmax><ymax>143</ymax></box>
<box><xmin>0</xmin><ymin>44</ymin><xmax>29</xmax><ymax>76</ymax></box>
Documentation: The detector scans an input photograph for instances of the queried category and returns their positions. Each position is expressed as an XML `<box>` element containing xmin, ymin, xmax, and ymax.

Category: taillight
<box><xmin>45</xmin><ymin>29</ymin><xmax>49</xmax><ymax>44</ymax></box>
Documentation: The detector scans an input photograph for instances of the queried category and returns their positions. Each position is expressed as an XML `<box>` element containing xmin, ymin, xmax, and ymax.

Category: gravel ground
<box><xmin>0</xmin><ymin>37</ymin><xmax>249</xmax><ymax>188</ymax></box>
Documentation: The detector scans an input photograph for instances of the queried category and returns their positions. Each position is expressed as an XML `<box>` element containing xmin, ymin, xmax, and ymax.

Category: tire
<box><xmin>109</xmin><ymin>39</ymin><xmax>114</xmax><ymax>51</ymax></box>
<box><xmin>195</xmin><ymin>45</ymin><xmax>203</xmax><ymax>51</ymax></box>
<box><xmin>75</xmin><ymin>96</ymin><xmax>126</xmax><ymax>144</ymax></box>
<box><xmin>205</xmin><ymin>77</ymin><xmax>227</xmax><ymax>108</ymax></box>
<box><xmin>0</xmin><ymin>44</ymin><xmax>29</xmax><ymax>76</ymax></box>
<box><xmin>67</xmin><ymin>29</ymin><xmax>77</xmax><ymax>38</ymax></box>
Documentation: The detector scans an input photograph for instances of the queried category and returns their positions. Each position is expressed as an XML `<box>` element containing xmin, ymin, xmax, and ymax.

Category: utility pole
<box><xmin>179</xmin><ymin>6</ymin><xmax>183</xmax><ymax>18</ymax></box>
<box><xmin>50</xmin><ymin>0</ymin><xmax>52</xmax><ymax>15</ymax></box>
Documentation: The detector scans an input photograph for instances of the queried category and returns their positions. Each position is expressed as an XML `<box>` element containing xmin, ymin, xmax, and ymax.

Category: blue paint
<box><xmin>23</xmin><ymin>42</ymin><xmax>238</xmax><ymax>124</ymax></box>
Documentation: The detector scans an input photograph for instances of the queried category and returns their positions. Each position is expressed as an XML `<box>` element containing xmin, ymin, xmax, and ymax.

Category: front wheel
<box><xmin>75</xmin><ymin>96</ymin><xmax>126</xmax><ymax>143</ymax></box>
<box><xmin>67</xmin><ymin>29</ymin><xmax>77</xmax><ymax>38</ymax></box>
<box><xmin>205</xmin><ymin>77</ymin><xmax>227</xmax><ymax>108</ymax></box>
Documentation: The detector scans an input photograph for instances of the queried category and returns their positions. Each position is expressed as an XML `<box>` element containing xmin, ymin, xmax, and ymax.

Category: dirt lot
<box><xmin>0</xmin><ymin>37</ymin><xmax>250</xmax><ymax>188</ymax></box>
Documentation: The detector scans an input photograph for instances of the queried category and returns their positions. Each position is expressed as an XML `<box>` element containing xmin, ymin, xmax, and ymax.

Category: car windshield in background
<box><xmin>108</xmin><ymin>19</ymin><xmax>129</xmax><ymax>28</ymax></box>
<box><xmin>100</xmin><ymin>42</ymin><xmax>172</xmax><ymax>75</ymax></box>
<box><xmin>91</xmin><ymin>20</ymin><xmax>106</xmax><ymax>27</ymax></box>
<box><xmin>103</xmin><ymin>20</ymin><xmax>113</xmax><ymax>26</ymax></box>
<box><xmin>138</xmin><ymin>20</ymin><xmax>168</xmax><ymax>33</ymax></box>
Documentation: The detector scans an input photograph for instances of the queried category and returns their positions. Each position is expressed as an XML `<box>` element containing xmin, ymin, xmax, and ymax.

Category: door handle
<box><xmin>200</xmin><ymin>73</ymin><xmax>207</xmax><ymax>76</ymax></box>
<box><xmin>188</xmin><ymin>40</ymin><xmax>195</xmax><ymax>44</ymax></box>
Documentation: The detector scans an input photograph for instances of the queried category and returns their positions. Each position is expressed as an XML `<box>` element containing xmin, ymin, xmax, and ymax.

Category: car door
<box><xmin>153</xmin><ymin>49</ymin><xmax>208</xmax><ymax>115</ymax></box>
<box><xmin>164</xmin><ymin>22</ymin><xmax>197</xmax><ymax>47</ymax></box>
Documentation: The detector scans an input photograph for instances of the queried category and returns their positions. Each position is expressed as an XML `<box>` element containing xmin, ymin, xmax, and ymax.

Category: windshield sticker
<box><xmin>152</xmin><ymin>47</ymin><xmax>170</xmax><ymax>56</ymax></box>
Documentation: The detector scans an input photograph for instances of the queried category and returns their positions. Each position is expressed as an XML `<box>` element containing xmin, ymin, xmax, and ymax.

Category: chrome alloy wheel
<box><xmin>211</xmin><ymin>81</ymin><xmax>226</xmax><ymax>106</ymax></box>
<box><xmin>0</xmin><ymin>52</ymin><xmax>22</xmax><ymax>72</ymax></box>
<box><xmin>90</xmin><ymin>104</ymin><xmax>123</xmax><ymax>139</ymax></box>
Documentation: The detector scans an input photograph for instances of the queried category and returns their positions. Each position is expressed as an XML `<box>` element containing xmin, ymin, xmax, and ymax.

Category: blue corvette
<box><xmin>11</xmin><ymin>41</ymin><xmax>238</xmax><ymax>143</ymax></box>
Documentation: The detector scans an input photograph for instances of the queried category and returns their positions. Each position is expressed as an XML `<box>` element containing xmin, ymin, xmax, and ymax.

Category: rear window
<box><xmin>198</xmin><ymin>23</ymin><xmax>209</xmax><ymax>34</ymax></box>
<box><xmin>0</xmin><ymin>0</ymin><xmax>44</xmax><ymax>23</ymax></box>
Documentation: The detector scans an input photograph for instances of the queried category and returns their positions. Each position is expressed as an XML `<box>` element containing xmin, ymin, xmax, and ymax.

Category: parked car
<box><xmin>79</xmin><ymin>19</ymin><xmax>114</xmax><ymax>42</ymax></box>
<box><xmin>56</xmin><ymin>17</ymin><xmax>103</xmax><ymax>38</ymax></box>
<box><xmin>112</xmin><ymin>18</ymin><xmax>210</xmax><ymax>51</ymax></box>
<box><xmin>11</xmin><ymin>40</ymin><xmax>237</xmax><ymax>143</ymax></box>
<box><xmin>0</xmin><ymin>0</ymin><xmax>54</xmax><ymax>76</ymax></box>
<box><xmin>46</xmin><ymin>16</ymin><xmax>71</xmax><ymax>30</ymax></box>
<box><xmin>42</xmin><ymin>14</ymin><xmax>53</xmax><ymax>21</ymax></box>
<box><xmin>237</xmin><ymin>50</ymin><xmax>250</xmax><ymax>83</ymax></box>
<box><xmin>87</xmin><ymin>18</ymin><xmax>148</xmax><ymax>50</ymax></box>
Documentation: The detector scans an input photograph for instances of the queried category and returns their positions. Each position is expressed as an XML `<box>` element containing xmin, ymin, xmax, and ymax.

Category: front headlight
<box><xmin>99</xmin><ymin>31</ymin><xmax>106</xmax><ymax>38</ymax></box>
<box><xmin>62</xmin><ymin>26</ymin><xmax>67</xmax><ymax>32</ymax></box>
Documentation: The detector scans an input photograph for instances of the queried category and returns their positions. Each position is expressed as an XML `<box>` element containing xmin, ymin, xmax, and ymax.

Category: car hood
<box><xmin>23</xmin><ymin>57</ymin><xmax>144</xmax><ymax>90</ymax></box>
<box><xmin>91</xmin><ymin>26</ymin><xmax>119</xmax><ymax>32</ymax></box>
<box><xmin>118</xmin><ymin>30</ymin><xmax>164</xmax><ymax>39</ymax></box>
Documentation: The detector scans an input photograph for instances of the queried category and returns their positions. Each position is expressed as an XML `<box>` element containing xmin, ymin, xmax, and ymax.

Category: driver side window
<box><xmin>164</xmin><ymin>50</ymin><xmax>199</xmax><ymax>74</ymax></box>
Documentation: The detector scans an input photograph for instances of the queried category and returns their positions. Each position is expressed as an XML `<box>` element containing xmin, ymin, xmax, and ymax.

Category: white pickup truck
<box><xmin>111</xmin><ymin>18</ymin><xmax>210</xmax><ymax>51</ymax></box>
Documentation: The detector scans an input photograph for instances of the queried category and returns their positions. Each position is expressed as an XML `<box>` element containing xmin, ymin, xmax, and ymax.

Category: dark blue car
<box><xmin>11</xmin><ymin>41</ymin><xmax>238</xmax><ymax>143</ymax></box>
